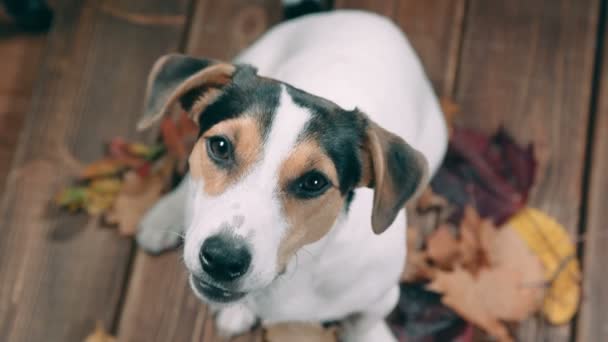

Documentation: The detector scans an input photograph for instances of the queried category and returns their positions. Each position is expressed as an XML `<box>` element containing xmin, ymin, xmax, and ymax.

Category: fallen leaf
<box><xmin>458</xmin><ymin>207</ymin><xmax>494</xmax><ymax>274</ymax></box>
<box><xmin>508</xmin><ymin>208</ymin><xmax>581</xmax><ymax>325</ymax></box>
<box><xmin>430</xmin><ymin>126</ymin><xmax>536</xmax><ymax>226</ymax></box>
<box><xmin>440</xmin><ymin>97</ymin><xmax>459</xmax><ymax>134</ymax></box>
<box><xmin>427</xmin><ymin>226</ymin><xmax>545</xmax><ymax>341</ymax></box>
<box><xmin>104</xmin><ymin>171</ymin><xmax>164</xmax><ymax>236</ymax></box>
<box><xmin>84</xmin><ymin>191</ymin><xmax>115</xmax><ymax>216</ymax></box>
<box><xmin>402</xmin><ymin>226</ymin><xmax>435</xmax><ymax>282</ymax></box>
<box><xmin>428</xmin><ymin>267</ymin><xmax>514</xmax><ymax>342</ymax></box>
<box><xmin>264</xmin><ymin>323</ymin><xmax>336</xmax><ymax>342</ymax></box>
<box><xmin>89</xmin><ymin>178</ymin><xmax>122</xmax><ymax>194</ymax></box>
<box><xmin>84</xmin><ymin>321</ymin><xmax>115</xmax><ymax>342</ymax></box>
<box><xmin>79</xmin><ymin>159</ymin><xmax>126</xmax><ymax>180</ymax></box>
<box><xmin>426</xmin><ymin>224</ymin><xmax>460</xmax><ymax>270</ymax></box>
<box><xmin>55</xmin><ymin>186</ymin><xmax>88</xmax><ymax>212</ymax></box>
<box><xmin>160</xmin><ymin>116</ymin><xmax>187</xmax><ymax>160</ymax></box>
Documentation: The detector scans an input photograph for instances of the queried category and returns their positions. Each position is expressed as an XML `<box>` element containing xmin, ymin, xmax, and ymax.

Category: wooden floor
<box><xmin>0</xmin><ymin>0</ymin><xmax>606</xmax><ymax>341</ymax></box>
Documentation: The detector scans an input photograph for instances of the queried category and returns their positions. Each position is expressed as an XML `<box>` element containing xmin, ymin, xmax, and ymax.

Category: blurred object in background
<box><xmin>2</xmin><ymin>0</ymin><xmax>53</xmax><ymax>31</ymax></box>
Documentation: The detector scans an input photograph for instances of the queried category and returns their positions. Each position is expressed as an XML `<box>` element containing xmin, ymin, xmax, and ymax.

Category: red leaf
<box><xmin>431</xmin><ymin>126</ymin><xmax>536</xmax><ymax>225</ymax></box>
<box><xmin>160</xmin><ymin>117</ymin><xmax>187</xmax><ymax>159</ymax></box>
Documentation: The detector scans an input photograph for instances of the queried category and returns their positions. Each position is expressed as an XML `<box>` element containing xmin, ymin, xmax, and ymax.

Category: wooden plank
<box><xmin>577</xmin><ymin>2</ymin><xmax>608</xmax><ymax>340</ymax></box>
<box><xmin>0</xmin><ymin>0</ymin><xmax>190</xmax><ymax>340</ymax></box>
<box><xmin>394</xmin><ymin>0</ymin><xmax>465</xmax><ymax>96</ymax></box>
<box><xmin>454</xmin><ymin>0</ymin><xmax>599</xmax><ymax>341</ymax></box>
<box><xmin>0</xmin><ymin>15</ymin><xmax>47</xmax><ymax>195</ymax></box>
<box><xmin>116</xmin><ymin>1</ymin><xmax>281</xmax><ymax>341</ymax></box>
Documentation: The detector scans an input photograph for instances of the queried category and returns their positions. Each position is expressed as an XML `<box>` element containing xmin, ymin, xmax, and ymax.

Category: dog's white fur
<box><xmin>137</xmin><ymin>10</ymin><xmax>447</xmax><ymax>341</ymax></box>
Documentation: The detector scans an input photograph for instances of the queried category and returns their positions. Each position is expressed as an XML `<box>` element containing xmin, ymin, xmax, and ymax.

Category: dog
<box><xmin>136</xmin><ymin>8</ymin><xmax>447</xmax><ymax>342</ymax></box>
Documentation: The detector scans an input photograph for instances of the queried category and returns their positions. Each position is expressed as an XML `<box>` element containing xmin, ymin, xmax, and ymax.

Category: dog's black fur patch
<box><xmin>197</xmin><ymin>65</ymin><xmax>281</xmax><ymax>137</ymax></box>
<box><xmin>285</xmin><ymin>85</ymin><xmax>368</xmax><ymax>195</ymax></box>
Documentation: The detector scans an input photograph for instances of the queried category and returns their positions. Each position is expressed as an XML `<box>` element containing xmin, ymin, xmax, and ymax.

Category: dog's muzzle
<box><xmin>190</xmin><ymin>233</ymin><xmax>251</xmax><ymax>303</ymax></box>
<box><xmin>190</xmin><ymin>274</ymin><xmax>247</xmax><ymax>303</ymax></box>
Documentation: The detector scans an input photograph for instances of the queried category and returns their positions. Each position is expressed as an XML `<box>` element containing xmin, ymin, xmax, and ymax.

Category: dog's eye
<box><xmin>206</xmin><ymin>136</ymin><xmax>234</xmax><ymax>165</ymax></box>
<box><xmin>291</xmin><ymin>171</ymin><xmax>331</xmax><ymax>198</ymax></box>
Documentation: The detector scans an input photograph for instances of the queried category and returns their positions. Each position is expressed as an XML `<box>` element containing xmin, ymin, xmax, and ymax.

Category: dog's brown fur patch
<box><xmin>189</xmin><ymin>116</ymin><xmax>262</xmax><ymax>195</ymax></box>
<box><xmin>276</xmin><ymin>141</ymin><xmax>343</xmax><ymax>269</ymax></box>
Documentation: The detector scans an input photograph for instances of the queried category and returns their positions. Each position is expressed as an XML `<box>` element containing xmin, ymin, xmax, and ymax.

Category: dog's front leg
<box><xmin>214</xmin><ymin>303</ymin><xmax>257</xmax><ymax>338</ymax></box>
<box><xmin>340</xmin><ymin>285</ymin><xmax>399</xmax><ymax>342</ymax></box>
<box><xmin>136</xmin><ymin>174</ymin><xmax>190</xmax><ymax>254</ymax></box>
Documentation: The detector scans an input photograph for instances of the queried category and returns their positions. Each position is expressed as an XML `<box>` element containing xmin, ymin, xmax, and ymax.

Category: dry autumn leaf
<box><xmin>508</xmin><ymin>208</ymin><xmax>581</xmax><ymax>325</ymax></box>
<box><xmin>402</xmin><ymin>226</ymin><xmax>435</xmax><ymax>282</ymax></box>
<box><xmin>427</xmin><ymin>226</ymin><xmax>545</xmax><ymax>341</ymax></box>
<box><xmin>264</xmin><ymin>323</ymin><xmax>337</xmax><ymax>342</ymax></box>
<box><xmin>84</xmin><ymin>321</ymin><xmax>115</xmax><ymax>342</ymax></box>
<box><xmin>104</xmin><ymin>171</ymin><xmax>165</xmax><ymax>236</ymax></box>
<box><xmin>79</xmin><ymin>159</ymin><xmax>126</xmax><ymax>180</ymax></box>
<box><xmin>425</xmin><ymin>224</ymin><xmax>460</xmax><ymax>270</ymax></box>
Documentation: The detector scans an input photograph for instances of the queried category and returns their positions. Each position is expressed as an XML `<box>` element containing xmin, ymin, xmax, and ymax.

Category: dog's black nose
<box><xmin>200</xmin><ymin>234</ymin><xmax>251</xmax><ymax>281</ymax></box>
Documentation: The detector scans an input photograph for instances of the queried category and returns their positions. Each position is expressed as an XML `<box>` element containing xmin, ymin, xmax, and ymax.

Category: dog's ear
<box><xmin>137</xmin><ymin>54</ymin><xmax>237</xmax><ymax>130</ymax></box>
<box><xmin>362</xmin><ymin>121</ymin><xmax>429</xmax><ymax>234</ymax></box>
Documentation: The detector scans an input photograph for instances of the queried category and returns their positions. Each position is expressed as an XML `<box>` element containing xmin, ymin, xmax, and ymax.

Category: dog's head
<box><xmin>139</xmin><ymin>54</ymin><xmax>428</xmax><ymax>304</ymax></box>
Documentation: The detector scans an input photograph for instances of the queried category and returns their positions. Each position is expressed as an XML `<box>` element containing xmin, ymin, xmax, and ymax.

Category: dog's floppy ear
<box><xmin>362</xmin><ymin>121</ymin><xmax>429</xmax><ymax>234</ymax></box>
<box><xmin>137</xmin><ymin>53</ymin><xmax>237</xmax><ymax>130</ymax></box>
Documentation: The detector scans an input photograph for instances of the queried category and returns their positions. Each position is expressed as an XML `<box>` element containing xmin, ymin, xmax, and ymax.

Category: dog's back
<box><xmin>235</xmin><ymin>10</ymin><xmax>447</xmax><ymax>176</ymax></box>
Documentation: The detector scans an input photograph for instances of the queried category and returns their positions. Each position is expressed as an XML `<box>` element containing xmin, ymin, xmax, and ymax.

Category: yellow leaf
<box><xmin>89</xmin><ymin>178</ymin><xmax>122</xmax><ymax>194</ymax></box>
<box><xmin>84</xmin><ymin>191</ymin><xmax>115</xmax><ymax>216</ymax></box>
<box><xmin>84</xmin><ymin>321</ymin><xmax>115</xmax><ymax>342</ymax></box>
<box><xmin>508</xmin><ymin>208</ymin><xmax>581</xmax><ymax>325</ymax></box>
<box><xmin>80</xmin><ymin>159</ymin><xmax>126</xmax><ymax>180</ymax></box>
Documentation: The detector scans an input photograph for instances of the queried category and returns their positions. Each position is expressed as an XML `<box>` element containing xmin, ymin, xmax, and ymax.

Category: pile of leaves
<box><xmin>55</xmin><ymin>113</ymin><xmax>198</xmax><ymax>236</ymax></box>
<box><xmin>390</xmin><ymin>119</ymin><xmax>581</xmax><ymax>341</ymax></box>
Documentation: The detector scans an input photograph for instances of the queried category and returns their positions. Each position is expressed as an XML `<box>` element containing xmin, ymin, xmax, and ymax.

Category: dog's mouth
<box><xmin>189</xmin><ymin>275</ymin><xmax>247</xmax><ymax>303</ymax></box>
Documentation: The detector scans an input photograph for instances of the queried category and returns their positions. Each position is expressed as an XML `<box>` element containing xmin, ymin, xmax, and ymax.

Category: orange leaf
<box><xmin>84</xmin><ymin>321</ymin><xmax>116</xmax><ymax>342</ymax></box>
<box><xmin>79</xmin><ymin>159</ymin><xmax>126</xmax><ymax>180</ymax></box>
<box><xmin>427</xmin><ymin>226</ymin><xmax>545</xmax><ymax>341</ymax></box>
<box><xmin>426</xmin><ymin>224</ymin><xmax>460</xmax><ymax>270</ymax></box>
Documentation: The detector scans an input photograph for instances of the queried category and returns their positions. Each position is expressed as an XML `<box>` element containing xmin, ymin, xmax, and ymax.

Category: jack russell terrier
<box><xmin>136</xmin><ymin>8</ymin><xmax>447</xmax><ymax>342</ymax></box>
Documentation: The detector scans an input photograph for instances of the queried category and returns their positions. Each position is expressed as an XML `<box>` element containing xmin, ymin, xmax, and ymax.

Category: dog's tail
<box><xmin>282</xmin><ymin>0</ymin><xmax>333</xmax><ymax>20</ymax></box>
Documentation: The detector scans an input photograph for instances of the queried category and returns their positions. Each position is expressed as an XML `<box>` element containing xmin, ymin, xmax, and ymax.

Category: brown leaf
<box><xmin>440</xmin><ymin>97</ymin><xmax>459</xmax><ymax>135</ymax></box>
<box><xmin>458</xmin><ymin>206</ymin><xmax>494</xmax><ymax>274</ymax></box>
<box><xmin>427</xmin><ymin>226</ymin><xmax>545</xmax><ymax>341</ymax></box>
<box><xmin>402</xmin><ymin>226</ymin><xmax>436</xmax><ymax>282</ymax></box>
<box><xmin>427</xmin><ymin>267</ymin><xmax>514</xmax><ymax>342</ymax></box>
<box><xmin>107</xmin><ymin>137</ymin><xmax>145</xmax><ymax>168</ymax></box>
<box><xmin>161</xmin><ymin>116</ymin><xmax>187</xmax><ymax>160</ymax></box>
<box><xmin>264</xmin><ymin>323</ymin><xmax>337</xmax><ymax>342</ymax></box>
<box><xmin>104</xmin><ymin>171</ymin><xmax>164</xmax><ymax>236</ymax></box>
<box><xmin>426</xmin><ymin>224</ymin><xmax>460</xmax><ymax>270</ymax></box>
<box><xmin>84</xmin><ymin>321</ymin><xmax>115</xmax><ymax>342</ymax></box>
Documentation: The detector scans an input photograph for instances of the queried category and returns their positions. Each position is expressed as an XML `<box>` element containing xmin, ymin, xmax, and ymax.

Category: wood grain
<box><xmin>0</xmin><ymin>0</ymin><xmax>190</xmax><ymax>340</ymax></box>
<box><xmin>0</xmin><ymin>15</ymin><xmax>47</xmax><ymax>196</ymax></box>
<box><xmin>577</xmin><ymin>3</ymin><xmax>608</xmax><ymax>340</ymax></box>
<box><xmin>454</xmin><ymin>0</ymin><xmax>599</xmax><ymax>340</ymax></box>
<box><xmin>116</xmin><ymin>1</ymin><xmax>280</xmax><ymax>341</ymax></box>
<box><xmin>395</xmin><ymin>0</ymin><xmax>465</xmax><ymax>95</ymax></box>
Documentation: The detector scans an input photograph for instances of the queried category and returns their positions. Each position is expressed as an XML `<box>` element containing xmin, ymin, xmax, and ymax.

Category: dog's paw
<box><xmin>215</xmin><ymin>304</ymin><xmax>257</xmax><ymax>338</ymax></box>
<box><xmin>136</xmin><ymin>221</ymin><xmax>182</xmax><ymax>255</ymax></box>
